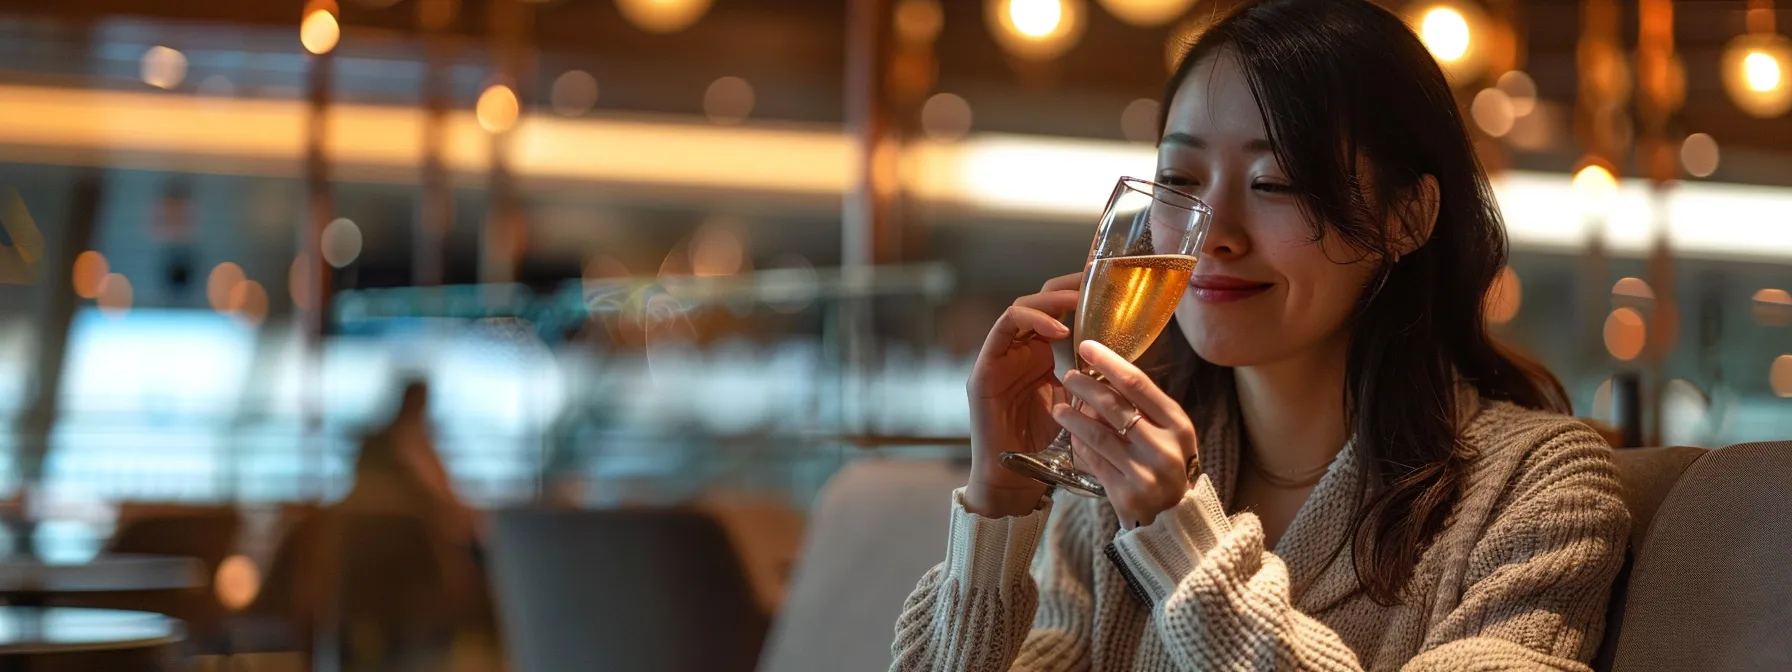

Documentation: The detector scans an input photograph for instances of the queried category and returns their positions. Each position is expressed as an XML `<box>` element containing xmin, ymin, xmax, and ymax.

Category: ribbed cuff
<box><xmin>1109</xmin><ymin>474</ymin><xmax>1232</xmax><ymax>604</ymax></box>
<box><xmin>944</xmin><ymin>487</ymin><xmax>1053</xmax><ymax>601</ymax></box>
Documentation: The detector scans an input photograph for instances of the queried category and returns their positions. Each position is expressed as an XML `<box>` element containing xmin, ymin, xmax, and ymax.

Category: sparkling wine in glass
<box><xmin>1000</xmin><ymin>177</ymin><xmax>1211</xmax><ymax>498</ymax></box>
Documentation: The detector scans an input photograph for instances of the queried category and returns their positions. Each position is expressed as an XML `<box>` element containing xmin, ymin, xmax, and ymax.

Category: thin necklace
<box><xmin>1243</xmin><ymin>448</ymin><xmax>1330</xmax><ymax>489</ymax></box>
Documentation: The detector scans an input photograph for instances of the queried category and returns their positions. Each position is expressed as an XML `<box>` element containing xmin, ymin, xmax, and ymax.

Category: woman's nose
<box><xmin>1197</xmin><ymin>187</ymin><xmax>1248</xmax><ymax>260</ymax></box>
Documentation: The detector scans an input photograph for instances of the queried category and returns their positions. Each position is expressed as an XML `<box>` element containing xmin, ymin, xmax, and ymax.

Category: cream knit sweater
<box><xmin>891</xmin><ymin>400</ymin><xmax>1629</xmax><ymax>671</ymax></box>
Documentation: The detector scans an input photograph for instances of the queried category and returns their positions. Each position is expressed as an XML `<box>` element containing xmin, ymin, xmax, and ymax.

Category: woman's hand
<box><xmin>1053</xmin><ymin>340</ymin><xmax>1200</xmax><ymax>529</ymax></box>
<box><xmin>963</xmin><ymin>272</ymin><xmax>1082</xmax><ymax>518</ymax></box>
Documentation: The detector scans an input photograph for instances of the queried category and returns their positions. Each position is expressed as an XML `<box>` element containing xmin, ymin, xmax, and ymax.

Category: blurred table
<box><xmin>0</xmin><ymin>555</ymin><xmax>206</xmax><ymax>608</ymax></box>
<box><xmin>0</xmin><ymin>607</ymin><xmax>182</xmax><ymax>671</ymax></box>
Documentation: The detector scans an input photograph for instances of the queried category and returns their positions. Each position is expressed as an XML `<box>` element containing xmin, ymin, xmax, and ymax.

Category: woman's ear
<box><xmin>1390</xmin><ymin>174</ymin><xmax>1440</xmax><ymax>258</ymax></box>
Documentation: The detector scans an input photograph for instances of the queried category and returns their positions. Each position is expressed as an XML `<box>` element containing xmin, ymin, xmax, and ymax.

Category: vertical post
<box><xmin>843</xmin><ymin>0</ymin><xmax>896</xmax><ymax>435</ymax></box>
<box><xmin>481</xmin><ymin>0</ymin><xmax>532</xmax><ymax>286</ymax></box>
<box><xmin>1576</xmin><ymin>0</ymin><xmax>1620</xmax><ymax>376</ymax></box>
<box><xmin>300</xmin><ymin>37</ymin><xmax>335</xmax><ymax>501</ymax></box>
<box><xmin>415</xmin><ymin>24</ymin><xmax>451</xmax><ymax>287</ymax></box>
<box><xmin>1638</xmin><ymin>0</ymin><xmax>1677</xmax><ymax>445</ymax></box>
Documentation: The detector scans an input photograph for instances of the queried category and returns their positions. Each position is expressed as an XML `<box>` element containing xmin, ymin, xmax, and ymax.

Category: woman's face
<box><xmin>1158</xmin><ymin>54</ymin><xmax>1378</xmax><ymax>368</ymax></box>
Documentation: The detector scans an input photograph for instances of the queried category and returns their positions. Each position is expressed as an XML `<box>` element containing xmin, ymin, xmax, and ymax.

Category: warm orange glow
<box><xmin>895</xmin><ymin>0</ymin><xmax>945</xmax><ymax>43</ymax></box>
<box><xmin>300</xmin><ymin>10</ymin><xmax>340</xmax><ymax>55</ymax></box>
<box><xmin>476</xmin><ymin>85</ymin><xmax>520</xmax><ymax>134</ymax></box>
<box><xmin>215</xmin><ymin>554</ymin><xmax>261</xmax><ymax>610</ymax></box>
<box><xmin>1485</xmin><ymin>265</ymin><xmax>1522</xmax><ymax>324</ymax></box>
<box><xmin>228</xmin><ymin>280</ymin><xmax>269</xmax><ymax>326</ymax></box>
<box><xmin>690</xmin><ymin>221</ymin><xmax>745</xmax><ymax>277</ymax></box>
<box><xmin>1604</xmin><ymin>307</ymin><xmax>1646</xmax><ymax>361</ymax></box>
<box><xmin>1097</xmin><ymin>0</ymin><xmax>1196</xmax><ymax>28</ymax></box>
<box><xmin>920</xmin><ymin>93</ymin><xmax>973</xmax><ymax>142</ymax></box>
<box><xmin>1612</xmin><ymin>277</ymin><xmax>1654</xmax><ymax>301</ymax></box>
<box><xmin>988</xmin><ymin>0</ymin><xmax>1084</xmax><ymax>61</ymax></box>
<box><xmin>72</xmin><ymin>250</ymin><xmax>108</xmax><ymax>299</ymax></box>
<box><xmin>703</xmin><ymin>77</ymin><xmax>755</xmax><ymax>126</ymax></box>
<box><xmin>1753</xmin><ymin>288</ymin><xmax>1792</xmax><ymax>327</ymax></box>
<box><xmin>1722</xmin><ymin>33</ymin><xmax>1792</xmax><ymax>118</ymax></box>
<box><xmin>1572</xmin><ymin>163</ymin><xmax>1619</xmax><ymax>216</ymax></box>
<box><xmin>140</xmin><ymin>46</ymin><xmax>187</xmax><ymax>90</ymax></box>
<box><xmin>97</xmin><ymin>273</ymin><xmax>132</xmax><ymax>317</ymax></box>
<box><xmin>207</xmin><ymin>262</ymin><xmax>246</xmax><ymax>312</ymax></box>
<box><xmin>1774</xmin><ymin>355</ymin><xmax>1792</xmax><ymax>397</ymax></box>
<box><xmin>616</xmin><ymin>0</ymin><xmax>713</xmax><ymax>33</ymax></box>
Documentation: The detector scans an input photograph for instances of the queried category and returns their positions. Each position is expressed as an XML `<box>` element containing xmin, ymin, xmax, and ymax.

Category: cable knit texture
<box><xmin>891</xmin><ymin>400</ymin><xmax>1629</xmax><ymax>671</ymax></box>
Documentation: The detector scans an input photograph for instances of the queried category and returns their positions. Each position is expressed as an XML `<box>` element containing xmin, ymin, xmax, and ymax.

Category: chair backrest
<box><xmin>1609</xmin><ymin>441</ymin><xmax>1792</xmax><ymax>671</ymax></box>
<box><xmin>107</xmin><ymin>505</ymin><xmax>242</xmax><ymax>574</ymax></box>
<box><xmin>487</xmin><ymin>507</ymin><xmax>767</xmax><ymax>672</ymax></box>
<box><xmin>1591</xmin><ymin>446</ymin><xmax>1706</xmax><ymax>671</ymax></box>
<box><xmin>758</xmin><ymin>458</ymin><xmax>971</xmax><ymax>672</ymax></box>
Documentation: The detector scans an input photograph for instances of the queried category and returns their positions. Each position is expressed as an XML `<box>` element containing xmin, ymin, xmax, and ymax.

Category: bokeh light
<box><xmin>1722</xmin><ymin>33</ymin><xmax>1792</xmax><ymax>118</ymax></box>
<box><xmin>1096</xmin><ymin>0</ymin><xmax>1196</xmax><ymax>28</ymax></box>
<box><xmin>476</xmin><ymin>84</ymin><xmax>520</xmax><ymax>134</ymax></box>
<box><xmin>1612</xmin><ymin>277</ymin><xmax>1655</xmax><ymax>301</ymax></box>
<box><xmin>1774</xmin><ymin>355</ymin><xmax>1792</xmax><ymax>397</ymax></box>
<box><xmin>300</xmin><ymin>9</ymin><xmax>340</xmax><ymax>55</ymax></box>
<box><xmin>986</xmin><ymin>0</ymin><xmax>1084</xmax><ymax>61</ymax></box>
<box><xmin>1680</xmin><ymin>133</ymin><xmax>1721</xmax><ymax>178</ymax></box>
<box><xmin>690</xmin><ymin>220</ymin><xmax>746</xmax><ymax>277</ymax></box>
<box><xmin>207</xmin><ymin>262</ymin><xmax>246</xmax><ymax>312</ymax></box>
<box><xmin>1661</xmin><ymin>379</ymin><xmax>1709</xmax><ymax>447</ymax></box>
<box><xmin>761</xmin><ymin>254</ymin><xmax>819</xmax><ymax>314</ymax></box>
<box><xmin>1752</xmin><ymin>288</ymin><xmax>1792</xmax><ymax>327</ymax></box>
<box><xmin>215</xmin><ymin>554</ymin><xmax>261</xmax><ymax>610</ymax></box>
<box><xmin>616</xmin><ymin>0</ymin><xmax>713</xmax><ymax>34</ymax></box>
<box><xmin>1485</xmin><ymin>265</ymin><xmax>1522</xmax><ymax>325</ymax></box>
<box><xmin>97</xmin><ymin>273</ymin><xmax>133</xmax><ymax>317</ymax></box>
<box><xmin>197</xmin><ymin>75</ymin><xmax>235</xmax><ymax>98</ymax></box>
<box><xmin>1120</xmin><ymin>98</ymin><xmax>1160</xmax><ymax>143</ymax></box>
<box><xmin>72</xmin><ymin>251</ymin><xmax>108</xmax><ymax>299</ymax></box>
<box><xmin>229</xmin><ymin>280</ymin><xmax>270</xmax><ymax>326</ymax></box>
<box><xmin>1471</xmin><ymin>88</ymin><xmax>1515</xmax><ymax>137</ymax></box>
<box><xmin>1744</xmin><ymin>51</ymin><xmax>1783</xmax><ymax>92</ymax></box>
<box><xmin>1496</xmin><ymin>70</ymin><xmax>1538</xmax><ymax>116</ymax></box>
<box><xmin>920</xmin><ymin>93</ymin><xmax>973</xmax><ymax>142</ymax></box>
<box><xmin>1571</xmin><ymin>163</ymin><xmax>1619</xmax><ymax>217</ymax></box>
<box><xmin>703</xmin><ymin>77</ymin><xmax>755</xmax><ymax>126</ymax></box>
<box><xmin>1419</xmin><ymin>7</ymin><xmax>1470</xmax><ymax>62</ymax></box>
<box><xmin>895</xmin><ymin>0</ymin><xmax>944</xmax><ymax>44</ymax></box>
<box><xmin>140</xmin><ymin>46</ymin><xmax>187</xmax><ymax>90</ymax></box>
<box><xmin>1604</xmin><ymin>307</ymin><xmax>1646</xmax><ymax>361</ymax></box>
<box><xmin>321</xmin><ymin>217</ymin><xmax>363</xmax><ymax>268</ymax></box>
<box><xmin>551</xmin><ymin>70</ymin><xmax>599</xmax><ymax>117</ymax></box>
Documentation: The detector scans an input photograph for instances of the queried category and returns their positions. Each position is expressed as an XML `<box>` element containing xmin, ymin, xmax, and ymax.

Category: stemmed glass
<box><xmin>1000</xmin><ymin>177</ymin><xmax>1212</xmax><ymax>498</ymax></box>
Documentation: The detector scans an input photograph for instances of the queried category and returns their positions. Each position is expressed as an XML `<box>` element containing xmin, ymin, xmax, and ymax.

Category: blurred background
<box><xmin>0</xmin><ymin>0</ymin><xmax>1788</xmax><ymax>669</ymax></box>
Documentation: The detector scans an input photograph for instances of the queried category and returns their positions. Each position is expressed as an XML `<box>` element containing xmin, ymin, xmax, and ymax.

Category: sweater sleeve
<box><xmin>1107</xmin><ymin>429</ymin><xmax>1628</xmax><ymax>671</ymax></box>
<box><xmin>891</xmin><ymin>488</ymin><xmax>1098</xmax><ymax>672</ymax></box>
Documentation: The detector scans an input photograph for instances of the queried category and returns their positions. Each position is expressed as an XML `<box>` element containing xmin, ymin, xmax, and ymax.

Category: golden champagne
<box><xmin>1074</xmin><ymin>254</ymin><xmax>1197</xmax><ymax>363</ymax></box>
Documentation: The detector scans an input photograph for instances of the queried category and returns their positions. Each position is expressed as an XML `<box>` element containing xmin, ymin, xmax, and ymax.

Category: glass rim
<box><xmin>1117</xmin><ymin>176</ymin><xmax>1213</xmax><ymax>216</ymax></box>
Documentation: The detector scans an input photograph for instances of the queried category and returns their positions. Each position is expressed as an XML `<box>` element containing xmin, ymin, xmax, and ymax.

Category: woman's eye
<box><xmin>1157</xmin><ymin>173</ymin><xmax>1199</xmax><ymax>188</ymax></box>
<box><xmin>1253</xmin><ymin>181</ymin><xmax>1295</xmax><ymax>194</ymax></box>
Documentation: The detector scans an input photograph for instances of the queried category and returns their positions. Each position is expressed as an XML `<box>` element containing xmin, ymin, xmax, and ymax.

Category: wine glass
<box><xmin>1000</xmin><ymin>177</ymin><xmax>1211</xmax><ymax>498</ymax></box>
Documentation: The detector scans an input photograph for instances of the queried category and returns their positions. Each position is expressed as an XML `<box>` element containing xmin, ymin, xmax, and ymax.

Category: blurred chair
<box><xmin>50</xmin><ymin>504</ymin><xmax>241</xmax><ymax>655</ymax></box>
<box><xmin>1607</xmin><ymin>441</ymin><xmax>1792</xmax><ymax>671</ymax></box>
<box><xmin>758</xmin><ymin>458</ymin><xmax>970</xmax><ymax>672</ymax></box>
<box><xmin>692</xmin><ymin>491</ymin><xmax>807</xmax><ymax>613</ymax></box>
<box><xmin>487</xmin><ymin>507</ymin><xmax>766</xmax><ymax>672</ymax></box>
<box><xmin>1592</xmin><ymin>445</ymin><xmax>1706</xmax><ymax>671</ymax></box>
<box><xmin>237</xmin><ymin>511</ymin><xmax>487</xmax><ymax>672</ymax></box>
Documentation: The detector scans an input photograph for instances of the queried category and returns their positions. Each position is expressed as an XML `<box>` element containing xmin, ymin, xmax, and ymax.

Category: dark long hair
<box><xmin>1147</xmin><ymin>0</ymin><xmax>1569</xmax><ymax>605</ymax></box>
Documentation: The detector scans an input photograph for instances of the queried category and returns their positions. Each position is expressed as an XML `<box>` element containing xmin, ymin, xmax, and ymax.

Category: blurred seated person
<box><xmin>336</xmin><ymin>380</ymin><xmax>483</xmax><ymax>550</ymax></box>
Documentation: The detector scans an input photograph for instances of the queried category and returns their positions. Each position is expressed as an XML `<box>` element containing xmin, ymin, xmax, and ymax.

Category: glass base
<box><xmin>999</xmin><ymin>450</ymin><xmax>1107</xmax><ymax>498</ymax></box>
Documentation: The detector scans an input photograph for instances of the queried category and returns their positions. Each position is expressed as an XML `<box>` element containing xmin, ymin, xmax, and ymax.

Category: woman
<box><xmin>891</xmin><ymin>1</ymin><xmax>1629</xmax><ymax>670</ymax></box>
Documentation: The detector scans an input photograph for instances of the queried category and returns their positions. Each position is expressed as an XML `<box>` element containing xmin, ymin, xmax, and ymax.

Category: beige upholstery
<box><xmin>1610</xmin><ymin>441</ymin><xmax>1792</xmax><ymax>671</ymax></box>
<box><xmin>759</xmin><ymin>458</ymin><xmax>971</xmax><ymax>672</ymax></box>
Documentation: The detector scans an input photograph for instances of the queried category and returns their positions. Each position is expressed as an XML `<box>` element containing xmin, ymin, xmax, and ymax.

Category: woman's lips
<box><xmin>1188</xmin><ymin>274</ymin><xmax>1273</xmax><ymax>304</ymax></box>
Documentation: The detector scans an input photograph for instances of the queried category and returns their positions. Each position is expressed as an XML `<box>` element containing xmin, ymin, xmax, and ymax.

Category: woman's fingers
<box><xmin>1013</xmin><ymin>289</ymin><xmax>1080</xmax><ymax>317</ymax></box>
<box><xmin>977</xmin><ymin>305</ymin><xmax>1068</xmax><ymax>361</ymax></box>
<box><xmin>1077</xmin><ymin>341</ymin><xmax>1194</xmax><ymax>439</ymax></box>
<box><xmin>1040</xmin><ymin>271</ymin><xmax>1085</xmax><ymax>293</ymax></box>
<box><xmin>1052</xmin><ymin>403</ymin><xmax>1142</xmax><ymax>483</ymax></box>
<box><xmin>1061</xmin><ymin>370</ymin><xmax>1139</xmax><ymax>433</ymax></box>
